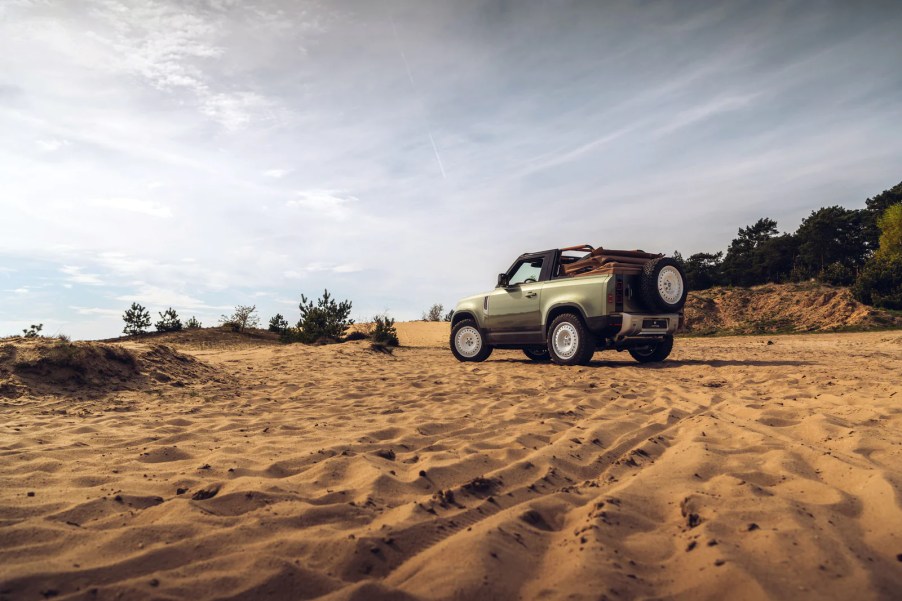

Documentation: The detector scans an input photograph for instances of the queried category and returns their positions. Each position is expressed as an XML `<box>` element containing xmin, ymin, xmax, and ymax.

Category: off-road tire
<box><xmin>629</xmin><ymin>335</ymin><xmax>674</xmax><ymax>363</ymax></box>
<box><xmin>640</xmin><ymin>257</ymin><xmax>688</xmax><ymax>312</ymax></box>
<box><xmin>450</xmin><ymin>319</ymin><xmax>493</xmax><ymax>362</ymax></box>
<box><xmin>547</xmin><ymin>313</ymin><xmax>595</xmax><ymax>366</ymax></box>
<box><xmin>523</xmin><ymin>347</ymin><xmax>551</xmax><ymax>362</ymax></box>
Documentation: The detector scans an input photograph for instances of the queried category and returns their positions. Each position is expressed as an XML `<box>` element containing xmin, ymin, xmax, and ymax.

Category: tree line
<box><xmin>673</xmin><ymin>180</ymin><xmax>902</xmax><ymax>309</ymax></box>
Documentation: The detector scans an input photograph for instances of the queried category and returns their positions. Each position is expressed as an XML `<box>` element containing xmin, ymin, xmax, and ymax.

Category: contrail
<box><xmin>390</xmin><ymin>15</ymin><xmax>447</xmax><ymax>179</ymax></box>
<box><xmin>428</xmin><ymin>131</ymin><xmax>447</xmax><ymax>179</ymax></box>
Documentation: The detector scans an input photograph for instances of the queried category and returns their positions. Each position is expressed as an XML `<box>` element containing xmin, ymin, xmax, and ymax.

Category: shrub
<box><xmin>122</xmin><ymin>302</ymin><xmax>151</xmax><ymax>336</ymax></box>
<box><xmin>422</xmin><ymin>303</ymin><xmax>444</xmax><ymax>321</ymax></box>
<box><xmin>268</xmin><ymin>313</ymin><xmax>289</xmax><ymax>333</ymax></box>
<box><xmin>344</xmin><ymin>330</ymin><xmax>368</xmax><ymax>341</ymax></box>
<box><xmin>853</xmin><ymin>254</ymin><xmax>902</xmax><ymax>310</ymax></box>
<box><xmin>219</xmin><ymin>305</ymin><xmax>260</xmax><ymax>332</ymax></box>
<box><xmin>155</xmin><ymin>307</ymin><xmax>183</xmax><ymax>333</ymax></box>
<box><xmin>22</xmin><ymin>323</ymin><xmax>43</xmax><ymax>338</ymax></box>
<box><xmin>185</xmin><ymin>316</ymin><xmax>202</xmax><ymax>329</ymax></box>
<box><xmin>297</xmin><ymin>289</ymin><xmax>354</xmax><ymax>342</ymax></box>
<box><xmin>371</xmin><ymin>314</ymin><xmax>399</xmax><ymax>347</ymax></box>
<box><xmin>819</xmin><ymin>262</ymin><xmax>856</xmax><ymax>286</ymax></box>
<box><xmin>853</xmin><ymin>204</ymin><xmax>902</xmax><ymax>309</ymax></box>
<box><xmin>443</xmin><ymin>309</ymin><xmax>454</xmax><ymax>321</ymax></box>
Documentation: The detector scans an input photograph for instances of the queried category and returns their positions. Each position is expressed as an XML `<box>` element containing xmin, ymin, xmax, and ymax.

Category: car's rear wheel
<box><xmin>628</xmin><ymin>335</ymin><xmax>674</xmax><ymax>363</ymax></box>
<box><xmin>523</xmin><ymin>347</ymin><xmax>550</xmax><ymax>362</ymax></box>
<box><xmin>450</xmin><ymin>319</ymin><xmax>493</xmax><ymax>362</ymax></box>
<box><xmin>547</xmin><ymin>313</ymin><xmax>595</xmax><ymax>366</ymax></box>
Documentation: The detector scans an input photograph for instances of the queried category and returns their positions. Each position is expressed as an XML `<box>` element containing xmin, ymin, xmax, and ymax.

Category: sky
<box><xmin>1</xmin><ymin>0</ymin><xmax>901</xmax><ymax>339</ymax></box>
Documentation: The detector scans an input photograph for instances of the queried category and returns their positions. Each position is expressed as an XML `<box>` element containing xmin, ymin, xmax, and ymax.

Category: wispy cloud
<box><xmin>60</xmin><ymin>265</ymin><xmax>104</xmax><ymax>285</ymax></box>
<box><xmin>286</xmin><ymin>190</ymin><xmax>357</xmax><ymax>220</ymax></box>
<box><xmin>71</xmin><ymin>306</ymin><xmax>121</xmax><ymax>317</ymax></box>
<box><xmin>36</xmin><ymin>138</ymin><xmax>70</xmax><ymax>152</ymax></box>
<box><xmin>2</xmin><ymin>1</ymin><xmax>901</xmax><ymax>340</ymax></box>
<box><xmin>89</xmin><ymin>198</ymin><xmax>173</xmax><ymax>218</ymax></box>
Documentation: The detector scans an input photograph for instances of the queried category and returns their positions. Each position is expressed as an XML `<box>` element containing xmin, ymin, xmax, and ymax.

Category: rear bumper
<box><xmin>614</xmin><ymin>312</ymin><xmax>680</xmax><ymax>338</ymax></box>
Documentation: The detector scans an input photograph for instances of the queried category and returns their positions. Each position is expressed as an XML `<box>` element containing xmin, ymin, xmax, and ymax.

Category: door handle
<box><xmin>525</xmin><ymin>292</ymin><xmax>537</xmax><ymax>298</ymax></box>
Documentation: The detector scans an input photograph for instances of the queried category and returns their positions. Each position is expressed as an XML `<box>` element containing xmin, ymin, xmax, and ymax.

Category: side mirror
<box><xmin>497</xmin><ymin>273</ymin><xmax>509</xmax><ymax>288</ymax></box>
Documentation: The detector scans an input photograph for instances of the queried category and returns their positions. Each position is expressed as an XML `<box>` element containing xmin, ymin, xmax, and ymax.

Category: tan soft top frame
<box><xmin>560</xmin><ymin>244</ymin><xmax>663</xmax><ymax>277</ymax></box>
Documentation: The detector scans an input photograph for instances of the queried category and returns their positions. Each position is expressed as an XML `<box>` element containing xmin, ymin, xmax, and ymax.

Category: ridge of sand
<box><xmin>1</xmin><ymin>328</ymin><xmax>900</xmax><ymax>600</ymax></box>
<box><xmin>684</xmin><ymin>283</ymin><xmax>902</xmax><ymax>335</ymax></box>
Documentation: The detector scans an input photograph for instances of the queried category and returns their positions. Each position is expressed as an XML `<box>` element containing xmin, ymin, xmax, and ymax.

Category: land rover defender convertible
<box><xmin>449</xmin><ymin>244</ymin><xmax>687</xmax><ymax>365</ymax></box>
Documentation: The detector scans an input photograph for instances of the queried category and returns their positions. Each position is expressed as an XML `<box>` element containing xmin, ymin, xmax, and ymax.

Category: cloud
<box><xmin>654</xmin><ymin>93</ymin><xmax>760</xmax><ymax>137</ymax></box>
<box><xmin>200</xmin><ymin>91</ymin><xmax>277</xmax><ymax>132</ymax></box>
<box><xmin>36</xmin><ymin>138</ymin><xmax>70</xmax><ymax>152</ymax></box>
<box><xmin>115</xmin><ymin>284</ymin><xmax>217</xmax><ymax>310</ymax></box>
<box><xmin>80</xmin><ymin>0</ymin><xmax>294</xmax><ymax>131</ymax></box>
<box><xmin>3</xmin><ymin>1</ymin><xmax>902</xmax><ymax>341</ymax></box>
<box><xmin>13</xmin><ymin>287</ymin><xmax>28</xmax><ymax>294</ymax></box>
<box><xmin>60</xmin><ymin>265</ymin><xmax>104</xmax><ymax>285</ymax></box>
<box><xmin>286</xmin><ymin>190</ymin><xmax>357</xmax><ymax>220</ymax></box>
<box><xmin>89</xmin><ymin>198</ymin><xmax>173</xmax><ymax>218</ymax></box>
<box><xmin>284</xmin><ymin>263</ymin><xmax>361</xmax><ymax>278</ymax></box>
<box><xmin>71</xmin><ymin>306</ymin><xmax>121</xmax><ymax>317</ymax></box>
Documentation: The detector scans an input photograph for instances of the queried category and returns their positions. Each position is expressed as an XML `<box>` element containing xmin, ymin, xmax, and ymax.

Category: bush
<box><xmin>853</xmin><ymin>254</ymin><xmax>902</xmax><ymax>310</ymax></box>
<box><xmin>371</xmin><ymin>314</ymin><xmax>399</xmax><ymax>347</ymax></box>
<box><xmin>296</xmin><ymin>289</ymin><xmax>354</xmax><ymax>343</ymax></box>
<box><xmin>22</xmin><ymin>323</ymin><xmax>43</xmax><ymax>338</ymax></box>
<box><xmin>819</xmin><ymin>262</ymin><xmax>856</xmax><ymax>286</ymax></box>
<box><xmin>185</xmin><ymin>316</ymin><xmax>202</xmax><ymax>329</ymax></box>
<box><xmin>344</xmin><ymin>330</ymin><xmax>369</xmax><ymax>341</ymax></box>
<box><xmin>155</xmin><ymin>307</ymin><xmax>183</xmax><ymax>333</ymax></box>
<box><xmin>268</xmin><ymin>313</ymin><xmax>289</xmax><ymax>333</ymax></box>
<box><xmin>122</xmin><ymin>302</ymin><xmax>151</xmax><ymax>336</ymax></box>
<box><xmin>219</xmin><ymin>305</ymin><xmax>260</xmax><ymax>332</ymax></box>
<box><xmin>422</xmin><ymin>303</ymin><xmax>444</xmax><ymax>321</ymax></box>
<box><xmin>443</xmin><ymin>309</ymin><xmax>454</xmax><ymax>321</ymax></box>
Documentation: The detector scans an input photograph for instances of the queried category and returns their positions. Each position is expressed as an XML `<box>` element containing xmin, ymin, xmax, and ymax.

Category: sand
<box><xmin>1</xmin><ymin>325</ymin><xmax>901</xmax><ymax>600</ymax></box>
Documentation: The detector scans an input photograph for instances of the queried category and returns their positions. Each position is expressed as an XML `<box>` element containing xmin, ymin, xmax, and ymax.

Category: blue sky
<box><xmin>2</xmin><ymin>0</ymin><xmax>901</xmax><ymax>339</ymax></box>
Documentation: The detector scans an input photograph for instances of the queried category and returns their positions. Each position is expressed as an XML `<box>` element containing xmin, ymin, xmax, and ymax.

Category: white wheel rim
<box><xmin>552</xmin><ymin>323</ymin><xmax>579</xmax><ymax>359</ymax></box>
<box><xmin>455</xmin><ymin>326</ymin><xmax>482</xmax><ymax>358</ymax></box>
<box><xmin>657</xmin><ymin>266</ymin><xmax>684</xmax><ymax>304</ymax></box>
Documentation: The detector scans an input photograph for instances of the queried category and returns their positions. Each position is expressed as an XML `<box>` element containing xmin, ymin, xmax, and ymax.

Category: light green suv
<box><xmin>449</xmin><ymin>245</ymin><xmax>686</xmax><ymax>366</ymax></box>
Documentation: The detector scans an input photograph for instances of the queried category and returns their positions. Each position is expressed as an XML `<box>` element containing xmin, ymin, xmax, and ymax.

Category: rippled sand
<box><xmin>1</xmin><ymin>326</ymin><xmax>900</xmax><ymax>600</ymax></box>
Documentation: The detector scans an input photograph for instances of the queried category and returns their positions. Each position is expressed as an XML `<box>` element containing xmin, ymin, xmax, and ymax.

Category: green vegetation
<box><xmin>219</xmin><ymin>305</ymin><xmax>260</xmax><ymax>332</ymax></box>
<box><xmin>674</xmin><ymin>180</ymin><xmax>902</xmax><ymax>308</ymax></box>
<box><xmin>22</xmin><ymin>323</ymin><xmax>43</xmax><ymax>338</ymax></box>
<box><xmin>268</xmin><ymin>313</ymin><xmax>289</xmax><ymax>334</ymax></box>
<box><xmin>422</xmin><ymin>303</ymin><xmax>454</xmax><ymax>322</ymax></box>
<box><xmin>185</xmin><ymin>316</ymin><xmax>202</xmax><ymax>329</ymax></box>
<box><xmin>852</xmin><ymin>204</ymin><xmax>902</xmax><ymax>309</ymax></box>
<box><xmin>122</xmin><ymin>302</ymin><xmax>151</xmax><ymax>336</ymax></box>
<box><xmin>155</xmin><ymin>307</ymin><xmax>182</xmax><ymax>333</ymax></box>
<box><xmin>289</xmin><ymin>289</ymin><xmax>354</xmax><ymax>343</ymax></box>
<box><xmin>371</xmin><ymin>314</ymin><xmax>399</xmax><ymax>347</ymax></box>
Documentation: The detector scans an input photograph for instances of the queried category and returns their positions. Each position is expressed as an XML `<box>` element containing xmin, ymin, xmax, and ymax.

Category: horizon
<box><xmin>3</xmin><ymin>1</ymin><xmax>902</xmax><ymax>340</ymax></box>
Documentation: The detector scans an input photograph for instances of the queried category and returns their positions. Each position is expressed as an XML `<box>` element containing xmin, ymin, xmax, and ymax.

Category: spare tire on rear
<box><xmin>639</xmin><ymin>257</ymin><xmax>687</xmax><ymax>312</ymax></box>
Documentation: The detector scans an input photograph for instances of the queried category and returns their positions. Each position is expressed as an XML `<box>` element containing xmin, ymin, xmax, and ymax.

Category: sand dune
<box><xmin>1</xmin><ymin>326</ymin><xmax>901</xmax><ymax>600</ymax></box>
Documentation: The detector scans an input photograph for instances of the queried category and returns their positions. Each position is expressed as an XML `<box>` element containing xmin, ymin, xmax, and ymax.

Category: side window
<box><xmin>508</xmin><ymin>259</ymin><xmax>543</xmax><ymax>286</ymax></box>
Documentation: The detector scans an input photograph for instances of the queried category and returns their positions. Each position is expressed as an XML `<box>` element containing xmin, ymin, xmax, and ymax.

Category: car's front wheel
<box><xmin>450</xmin><ymin>319</ymin><xmax>493</xmax><ymax>362</ymax></box>
<box><xmin>628</xmin><ymin>335</ymin><xmax>674</xmax><ymax>363</ymax></box>
<box><xmin>547</xmin><ymin>313</ymin><xmax>595</xmax><ymax>366</ymax></box>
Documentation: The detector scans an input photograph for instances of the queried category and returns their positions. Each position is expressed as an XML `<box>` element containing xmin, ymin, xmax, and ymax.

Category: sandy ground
<box><xmin>1</xmin><ymin>325</ymin><xmax>901</xmax><ymax>600</ymax></box>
